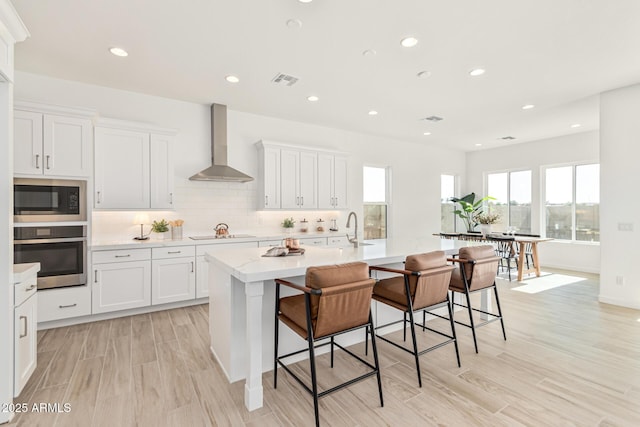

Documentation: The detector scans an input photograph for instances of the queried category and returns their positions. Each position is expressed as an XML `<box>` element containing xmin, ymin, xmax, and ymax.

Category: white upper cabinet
<box><xmin>318</xmin><ymin>153</ymin><xmax>348</xmax><ymax>209</ymax></box>
<box><xmin>280</xmin><ymin>149</ymin><xmax>317</xmax><ymax>209</ymax></box>
<box><xmin>14</xmin><ymin>103</ymin><xmax>94</xmax><ymax>178</ymax></box>
<box><xmin>256</xmin><ymin>140</ymin><xmax>345</xmax><ymax>211</ymax></box>
<box><xmin>94</xmin><ymin>118</ymin><xmax>176</xmax><ymax>210</ymax></box>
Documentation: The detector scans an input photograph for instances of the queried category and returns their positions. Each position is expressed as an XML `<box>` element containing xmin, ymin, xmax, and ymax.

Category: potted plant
<box><xmin>474</xmin><ymin>212</ymin><xmax>501</xmax><ymax>236</ymax></box>
<box><xmin>281</xmin><ymin>217</ymin><xmax>295</xmax><ymax>234</ymax></box>
<box><xmin>450</xmin><ymin>192</ymin><xmax>495</xmax><ymax>233</ymax></box>
<box><xmin>151</xmin><ymin>219</ymin><xmax>170</xmax><ymax>239</ymax></box>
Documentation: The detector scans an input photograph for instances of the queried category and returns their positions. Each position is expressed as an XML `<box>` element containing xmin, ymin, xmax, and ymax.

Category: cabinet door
<box><xmin>92</xmin><ymin>261</ymin><xmax>151</xmax><ymax>314</ymax></box>
<box><xmin>280</xmin><ymin>149</ymin><xmax>299</xmax><ymax>209</ymax></box>
<box><xmin>14</xmin><ymin>294</ymin><xmax>37</xmax><ymax>397</ymax></box>
<box><xmin>317</xmin><ymin>153</ymin><xmax>334</xmax><ymax>209</ymax></box>
<box><xmin>14</xmin><ymin>110</ymin><xmax>43</xmax><ymax>175</ymax></box>
<box><xmin>261</xmin><ymin>146</ymin><xmax>280</xmax><ymax>209</ymax></box>
<box><xmin>298</xmin><ymin>151</ymin><xmax>317</xmax><ymax>208</ymax></box>
<box><xmin>152</xmin><ymin>257</ymin><xmax>195</xmax><ymax>305</ymax></box>
<box><xmin>94</xmin><ymin>127</ymin><xmax>150</xmax><ymax>209</ymax></box>
<box><xmin>43</xmin><ymin>115</ymin><xmax>92</xmax><ymax>177</ymax></box>
<box><xmin>333</xmin><ymin>156</ymin><xmax>348</xmax><ymax>209</ymax></box>
<box><xmin>150</xmin><ymin>134</ymin><xmax>174</xmax><ymax>209</ymax></box>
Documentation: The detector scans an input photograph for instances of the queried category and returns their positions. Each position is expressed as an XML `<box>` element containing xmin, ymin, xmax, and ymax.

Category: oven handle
<box><xmin>15</xmin><ymin>237</ymin><xmax>87</xmax><ymax>244</ymax></box>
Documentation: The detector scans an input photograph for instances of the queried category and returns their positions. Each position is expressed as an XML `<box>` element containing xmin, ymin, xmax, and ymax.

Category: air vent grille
<box><xmin>501</xmin><ymin>136</ymin><xmax>516</xmax><ymax>140</ymax></box>
<box><xmin>272</xmin><ymin>73</ymin><xmax>299</xmax><ymax>86</ymax></box>
<box><xmin>422</xmin><ymin>115</ymin><xmax>444</xmax><ymax>122</ymax></box>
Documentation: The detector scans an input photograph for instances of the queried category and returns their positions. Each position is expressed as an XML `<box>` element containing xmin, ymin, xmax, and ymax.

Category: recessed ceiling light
<box><xmin>362</xmin><ymin>49</ymin><xmax>377</xmax><ymax>57</ymax></box>
<box><xmin>417</xmin><ymin>71</ymin><xmax>432</xmax><ymax>79</ymax></box>
<box><xmin>109</xmin><ymin>47</ymin><xmax>128</xmax><ymax>57</ymax></box>
<box><xmin>469</xmin><ymin>68</ymin><xmax>485</xmax><ymax>77</ymax></box>
<box><xmin>423</xmin><ymin>132</ymin><xmax>431</xmax><ymax>136</ymax></box>
<box><xmin>475</xmin><ymin>143</ymin><xmax>482</xmax><ymax>147</ymax></box>
<box><xmin>286</xmin><ymin>19</ymin><xmax>302</xmax><ymax>29</ymax></box>
<box><xmin>368</xmin><ymin>110</ymin><xmax>378</xmax><ymax>116</ymax></box>
<box><xmin>400</xmin><ymin>37</ymin><xmax>419</xmax><ymax>48</ymax></box>
<box><xmin>307</xmin><ymin>95</ymin><xmax>319</xmax><ymax>102</ymax></box>
<box><xmin>571</xmin><ymin>123</ymin><xmax>581</xmax><ymax>128</ymax></box>
<box><xmin>298</xmin><ymin>0</ymin><xmax>313</xmax><ymax>3</ymax></box>
<box><xmin>225</xmin><ymin>75</ymin><xmax>240</xmax><ymax>83</ymax></box>
<box><xmin>522</xmin><ymin>104</ymin><xmax>535</xmax><ymax>110</ymax></box>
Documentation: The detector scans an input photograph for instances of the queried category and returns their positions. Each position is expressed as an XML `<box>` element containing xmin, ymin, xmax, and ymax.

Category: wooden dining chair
<box><xmin>274</xmin><ymin>262</ymin><xmax>383</xmax><ymax>427</ymax></box>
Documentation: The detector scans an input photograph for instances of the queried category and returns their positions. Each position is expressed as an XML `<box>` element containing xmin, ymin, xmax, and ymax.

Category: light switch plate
<box><xmin>618</xmin><ymin>223</ymin><xmax>634</xmax><ymax>232</ymax></box>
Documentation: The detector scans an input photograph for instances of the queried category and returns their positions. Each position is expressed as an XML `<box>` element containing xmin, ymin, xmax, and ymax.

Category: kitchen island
<box><xmin>205</xmin><ymin>237</ymin><xmax>478</xmax><ymax>411</ymax></box>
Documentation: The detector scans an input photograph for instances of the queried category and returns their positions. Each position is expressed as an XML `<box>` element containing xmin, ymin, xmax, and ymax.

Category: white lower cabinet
<box><xmin>38</xmin><ymin>285</ymin><xmax>91</xmax><ymax>322</ymax></box>
<box><xmin>327</xmin><ymin>236</ymin><xmax>350</xmax><ymax>247</ymax></box>
<box><xmin>14</xmin><ymin>290</ymin><xmax>37</xmax><ymax>397</ymax></box>
<box><xmin>196</xmin><ymin>242</ymin><xmax>256</xmax><ymax>298</ymax></box>
<box><xmin>152</xmin><ymin>257</ymin><xmax>195</xmax><ymax>305</ymax></box>
<box><xmin>299</xmin><ymin>237</ymin><xmax>327</xmax><ymax>246</ymax></box>
<box><xmin>93</xmin><ymin>260</ymin><xmax>151</xmax><ymax>314</ymax></box>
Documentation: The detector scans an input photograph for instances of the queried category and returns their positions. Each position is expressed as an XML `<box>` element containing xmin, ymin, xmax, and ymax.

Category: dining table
<box><xmin>436</xmin><ymin>232</ymin><xmax>553</xmax><ymax>281</ymax></box>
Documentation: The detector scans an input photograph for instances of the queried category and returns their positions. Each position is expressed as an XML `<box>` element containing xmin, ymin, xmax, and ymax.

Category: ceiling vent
<box><xmin>422</xmin><ymin>115</ymin><xmax>444</xmax><ymax>122</ymax></box>
<box><xmin>271</xmin><ymin>73</ymin><xmax>299</xmax><ymax>87</ymax></box>
<box><xmin>501</xmin><ymin>136</ymin><xmax>516</xmax><ymax>140</ymax></box>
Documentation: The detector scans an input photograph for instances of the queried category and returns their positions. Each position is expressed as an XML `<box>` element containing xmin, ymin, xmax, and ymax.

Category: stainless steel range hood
<box><xmin>189</xmin><ymin>104</ymin><xmax>253</xmax><ymax>182</ymax></box>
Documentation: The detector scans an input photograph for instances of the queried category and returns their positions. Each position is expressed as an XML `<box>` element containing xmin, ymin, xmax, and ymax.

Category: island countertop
<box><xmin>204</xmin><ymin>236</ymin><xmax>470</xmax><ymax>282</ymax></box>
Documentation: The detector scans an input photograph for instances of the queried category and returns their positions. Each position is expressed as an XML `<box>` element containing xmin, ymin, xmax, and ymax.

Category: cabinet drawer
<box><xmin>197</xmin><ymin>241</ymin><xmax>256</xmax><ymax>255</ymax></box>
<box><xmin>299</xmin><ymin>237</ymin><xmax>327</xmax><ymax>246</ymax></box>
<box><xmin>15</xmin><ymin>277</ymin><xmax>38</xmax><ymax>307</ymax></box>
<box><xmin>93</xmin><ymin>248</ymin><xmax>151</xmax><ymax>264</ymax></box>
<box><xmin>327</xmin><ymin>236</ymin><xmax>350</xmax><ymax>247</ymax></box>
<box><xmin>38</xmin><ymin>285</ymin><xmax>91</xmax><ymax>323</ymax></box>
<box><xmin>257</xmin><ymin>240</ymin><xmax>282</xmax><ymax>248</ymax></box>
<box><xmin>152</xmin><ymin>246</ymin><xmax>196</xmax><ymax>259</ymax></box>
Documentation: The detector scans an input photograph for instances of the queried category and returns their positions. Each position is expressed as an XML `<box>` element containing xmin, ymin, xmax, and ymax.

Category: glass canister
<box><xmin>300</xmin><ymin>218</ymin><xmax>309</xmax><ymax>233</ymax></box>
<box><xmin>316</xmin><ymin>218</ymin><xmax>325</xmax><ymax>232</ymax></box>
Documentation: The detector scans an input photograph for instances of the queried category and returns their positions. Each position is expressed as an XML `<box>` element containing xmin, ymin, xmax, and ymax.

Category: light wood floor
<box><xmin>8</xmin><ymin>270</ymin><xmax>640</xmax><ymax>426</ymax></box>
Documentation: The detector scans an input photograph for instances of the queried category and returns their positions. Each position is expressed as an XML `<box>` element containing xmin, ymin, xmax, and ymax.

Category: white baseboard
<box><xmin>598</xmin><ymin>295</ymin><xmax>640</xmax><ymax>310</ymax></box>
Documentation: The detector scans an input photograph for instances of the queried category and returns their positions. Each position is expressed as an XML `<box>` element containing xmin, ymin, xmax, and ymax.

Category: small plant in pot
<box><xmin>281</xmin><ymin>217</ymin><xmax>295</xmax><ymax>234</ymax></box>
<box><xmin>151</xmin><ymin>219</ymin><xmax>170</xmax><ymax>239</ymax></box>
<box><xmin>474</xmin><ymin>212</ymin><xmax>501</xmax><ymax>236</ymax></box>
<box><xmin>450</xmin><ymin>192</ymin><xmax>495</xmax><ymax>233</ymax></box>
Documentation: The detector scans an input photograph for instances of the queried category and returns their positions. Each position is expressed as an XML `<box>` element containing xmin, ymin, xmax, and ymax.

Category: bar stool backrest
<box><xmin>457</xmin><ymin>245</ymin><xmax>500</xmax><ymax>291</ymax></box>
<box><xmin>405</xmin><ymin>251</ymin><xmax>454</xmax><ymax>309</ymax></box>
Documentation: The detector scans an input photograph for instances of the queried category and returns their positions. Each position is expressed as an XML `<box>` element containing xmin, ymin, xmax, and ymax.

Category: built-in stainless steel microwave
<box><xmin>14</xmin><ymin>178</ymin><xmax>86</xmax><ymax>223</ymax></box>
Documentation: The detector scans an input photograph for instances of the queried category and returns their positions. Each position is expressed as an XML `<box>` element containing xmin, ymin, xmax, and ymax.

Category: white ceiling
<box><xmin>11</xmin><ymin>0</ymin><xmax>640</xmax><ymax>151</ymax></box>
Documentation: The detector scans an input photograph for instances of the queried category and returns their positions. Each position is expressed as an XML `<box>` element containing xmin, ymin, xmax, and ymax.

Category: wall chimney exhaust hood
<box><xmin>189</xmin><ymin>104</ymin><xmax>253</xmax><ymax>182</ymax></box>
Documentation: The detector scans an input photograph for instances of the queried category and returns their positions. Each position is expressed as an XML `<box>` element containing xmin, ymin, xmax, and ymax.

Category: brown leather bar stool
<box><xmin>448</xmin><ymin>245</ymin><xmax>506</xmax><ymax>353</ymax></box>
<box><xmin>274</xmin><ymin>262</ymin><xmax>383</xmax><ymax>427</ymax></box>
<box><xmin>369</xmin><ymin>251</ymin><xmax>459</xmax><ymax>387</ymax></box>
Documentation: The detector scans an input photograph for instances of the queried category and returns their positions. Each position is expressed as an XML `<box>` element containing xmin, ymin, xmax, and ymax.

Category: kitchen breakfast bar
<box><xmin>205</xmin><ymin>237</ymin><xmax>481</xmax><ymax>411</ymax></box>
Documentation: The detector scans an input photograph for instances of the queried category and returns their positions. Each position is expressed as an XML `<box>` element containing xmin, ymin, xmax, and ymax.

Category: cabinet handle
<box><xmin>25</xmin><ymin>284</ymin><xmax>36</xmax><ymax>291</ymax></box>
<box><xmin>115</xmin><ymin>254</ymin><xmax>131</xmax><ymax>258</ymax></box>
<box><xmin>169</xmin><ymin>192</ymin><xmax>173</xmax><ymax>204</ymax></box>
<box><xmin>295</xmin><ymin>196</ymin><xmax>299</xmax><ymax>206</ymax></box>
<box><xmin>265</xmin><ymin>195</ymin><xmax>268</xmax><ymax>206</ymax></box>
<box><xmin>19</xmin><ymin>316</ymin><xmax>27</xmax><ymax>338</ymax></box>
<box><xmin>191</xmin><ymin>261</ymin><xmax>194</xmax><ymax>273</ymax></box>
<box><xmin>301</xmin><ymin>196</ymin><xmax>304</xmax><ymax>206</ymax></box>
<box><xmin>96</xmin><ymin>191</ymin><xmax>101</xmax><ymax>204</ymax></box>
<box><xmin>59</xmin><ymin>303</ymin><xmax>77</xmax><ymax>309</ymax></box>
<box><xmin>334</xmin><ymin>197</ymin><xmax>338</xmax><ymax>206</ymax></box>
<box><xmin>46</xmin><ymin>155</ymin><xmax>51</xmax><ymax>169</ymax></box>
<box><xmin>94</xmin><ymin>270</ymin><xmax>98</xmax><ymax>283</ymax></box>
<box><xmin>35</xmin><ymin>154</ymin><xmax>40</xmax><ymax>169</ymax></box>
<box><xmin>168</xmin><ymin>251</ymin><xmax>181</xmax><ymax>254</ymax></box>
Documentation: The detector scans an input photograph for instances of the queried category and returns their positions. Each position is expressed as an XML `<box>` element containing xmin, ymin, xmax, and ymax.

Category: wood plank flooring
<box><xmin>7</xmin><ymin>269</ymin><xmax>640</xmax><ymax>426</ymax></box>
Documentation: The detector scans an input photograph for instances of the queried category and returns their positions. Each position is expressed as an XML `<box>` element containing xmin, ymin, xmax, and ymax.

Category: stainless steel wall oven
<box><xmin>14</xmin><ymin>226</ymin><xmax>87</xmax><ymax>290</ymax></box>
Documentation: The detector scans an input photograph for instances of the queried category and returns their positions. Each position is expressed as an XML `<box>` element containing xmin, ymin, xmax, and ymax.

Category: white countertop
<box><xmin>13</xmin><ymin>263</ymin><xmax>40</xmax><ymax>284</ymax></box>
<box><xmin>204</xmin><ymin>237</ymin><xmax>474</xmax><ymax>282</ymax></box>
<box><xmin>90</xmin><ymin>231</ymin><xmax>349</xmax><ymax>250</ymax></box>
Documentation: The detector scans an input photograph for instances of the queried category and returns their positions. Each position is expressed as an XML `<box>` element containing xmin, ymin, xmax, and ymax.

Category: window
<box><xmin>486</xmin><ymin>170</ymin><xmax>531</xmax><ymax>233</ymax></box>
<box><xmin>544</xmin><ymin>164</ymin><xmax>599</xmax><ymax>242</ymax></box>
<box><xmin>363</xmin><ymin>166</ymin><xmax>388</xmax><ymax>239</ymax></box>
<box><xmin>441</xmin><ymin>174</ymin><xmax>456</xmax><ymax>232</ymax></box>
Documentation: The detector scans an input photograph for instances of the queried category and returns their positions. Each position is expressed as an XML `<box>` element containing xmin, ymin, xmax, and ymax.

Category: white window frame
<box><xmin>363</xmin><ymin>165</ymin><xmax>391</xmax><ymax>239</ymax></box>
<box><xmin>440</xmin><ymin>174</ymin><xmax>459</xmax><ymax>232</ymax></box>
<box><xmin>484</xmin><ymin>168</ymin><xmax>532</xmax><ymax>232</ymax></box>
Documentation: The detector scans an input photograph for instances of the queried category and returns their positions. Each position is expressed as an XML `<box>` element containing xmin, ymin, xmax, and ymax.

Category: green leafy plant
<box><xmin>151</xmin><ymin>219</ymin><xmax>170</xmax><ymax>233</ymax></box>
<box><xmin>450</xmin><ymin>193</ymin><xmax>495</xmax><ymax>232</ymax></box>
<box><xmin>281</xmin><ymin>217</ymin><xmax>296</xmax><ymax>228</ymax></box>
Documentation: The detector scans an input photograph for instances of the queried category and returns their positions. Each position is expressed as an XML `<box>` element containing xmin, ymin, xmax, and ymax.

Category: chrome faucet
<box><xmin>346</xmin><ymin>211</ymin><xmax>359</xmax><ymax>248</ymax></box>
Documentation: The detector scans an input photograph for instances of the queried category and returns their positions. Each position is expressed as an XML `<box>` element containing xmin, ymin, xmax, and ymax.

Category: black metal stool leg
<box><xmin>330</xmin><ymin>336</ymin><xmax>335</xmax><ymax>368</ymax></box>
<box><xmin>368</xmin><ymin>313</ymin><xmax>384</xmax><ymax>407</ymax></box>
<box><xmin>465</xmin><ymin>290</ymin><xmax>479</xmax><ymax>353</ymax></box>
<box><xmin>493</xmin><ymin>284</ymin><xmax>507</xmax><ymax>341</ymax></box>
<box><xmin>447</xmin><ymin>294</ymin><xmax>461</xmax><ymax>367</ymax></box>
<box><xmin>407</xmin><ymin>307</ymin><xmax>422</xmax><ymax>387</ymax></box>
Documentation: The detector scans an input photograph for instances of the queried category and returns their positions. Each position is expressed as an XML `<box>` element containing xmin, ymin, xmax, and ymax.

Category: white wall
<box><xmin>465</xmin><ymin>131</ymin><xmax>600</xmax><ymax>273</ymax></box>
<box><xmin>14</xmin><ymin>72</ymin><xmax>466</xmax><ymax>242</ymax></box>
<box><xmin>600</xmin><ymin>84</ymin><xmax>640</xmax><ymax>309</ymax></box>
